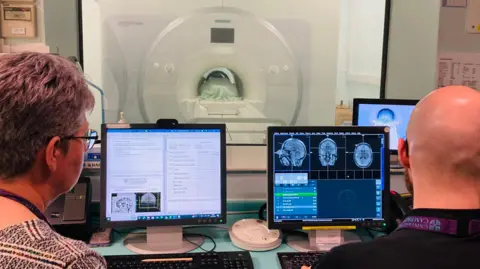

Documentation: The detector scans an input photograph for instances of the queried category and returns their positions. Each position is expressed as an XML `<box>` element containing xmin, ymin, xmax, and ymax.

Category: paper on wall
<box><xmin>437</xmin><ymin>52</ymin><xmax>480</xmax><ymax>90</ymax></box>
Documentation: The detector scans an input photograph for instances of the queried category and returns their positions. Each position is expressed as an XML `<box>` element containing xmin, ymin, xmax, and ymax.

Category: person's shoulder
<box><xmin>312</xmin><ymin>236</ymin><xmax>401</xmax><ymax>269</ymax></box>
<box><xmin>0</xmin><ymin>219</ymin><xmax>106</xmax><ymax>268</ymax></box>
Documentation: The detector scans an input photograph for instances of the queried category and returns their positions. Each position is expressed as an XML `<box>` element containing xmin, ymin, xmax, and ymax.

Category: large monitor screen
<box><xmin>268</xmin><ymin>127</ymin><xmax>390</xmax><ymax>230</ymax></box>
<box><xmin>353</xmin><ymin>99</ymin><xmax>418</xmax><ymax>152</ymax></box>
<box><xmin>101</xmin><ymin>124</ymin><xmax>226</xmax><ymax>227</ymax></box>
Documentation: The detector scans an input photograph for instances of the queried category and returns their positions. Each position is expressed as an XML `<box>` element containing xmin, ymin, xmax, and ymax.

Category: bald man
<box><xmin>303</xmin><ymin>86</ymin><xmax>480</xmax><ymax>269</ymax></box>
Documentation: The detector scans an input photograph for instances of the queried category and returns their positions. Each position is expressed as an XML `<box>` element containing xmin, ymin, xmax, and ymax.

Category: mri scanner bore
<box><xmin>198</xmin><ymin>68</ymin><xmax>242</xmax><ymax>101</ymax></box>
<box><xmin>94</xmin><ymin>4</ymin><xmax>310</xmax><ymax>144</ymax></box>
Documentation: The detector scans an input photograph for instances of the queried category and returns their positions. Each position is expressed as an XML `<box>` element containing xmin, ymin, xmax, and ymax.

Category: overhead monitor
<box><xmin>100</xmin><ymin>123</ymin><xmax>226</xmax><ymax>254</ymax></box>
<box><xmin>267</xmin><ymin>126</ymin><xmax>390</xmax><ymax>251</ymax></box>
<box><xmin>353</xmin><ymin>98</ymin><xmax>418</xmax><ymax>154</ymax></box>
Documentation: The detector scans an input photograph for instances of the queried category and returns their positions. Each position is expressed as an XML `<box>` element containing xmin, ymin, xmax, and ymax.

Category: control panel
<box><xmin>84</xmin><ymin>145</ymin><xmax>101</xmax><ymax>169</ymax></box>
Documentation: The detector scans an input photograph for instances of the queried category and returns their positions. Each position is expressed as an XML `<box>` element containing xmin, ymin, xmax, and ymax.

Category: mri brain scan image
<box><xmin>354</xmin><ymin>142</ymin><xmax>373</xmax><ymax>168</ymax></box>
<box><xmin>140</xmin><ymin>193</ymin><xmax>157</xmax><ymax>207</ymax></box>
<box><xmin>275</xmin><ymin>138</ymin><xmax>307</xmax><ymax>168</ymax></box>
<box><xmin>375</xmin><ymin>108</ymin><xmax>395</xmax><ymax>125</ymax></box>
<box><xmin>337</xmin><ymin>189</ymin><xmax>357</xmax><ymax>208</ymax></box>
<box><xmin>112</xmin><ymin>194</ymin><xmax>135</xmax><ymax>214</ymax></box>
<box><xmin>319</xmin><ymin>138</ymin><xmax>338</xmax><ymax>166</ymax></box>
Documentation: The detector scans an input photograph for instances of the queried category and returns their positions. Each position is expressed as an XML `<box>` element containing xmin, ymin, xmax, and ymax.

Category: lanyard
<box><xmin>398</xmin><ymin>216</ymin><xmax>480</xmax><ymax>236</ymax></box>
<box><xmin>0</xmin><ymin>189</ymin><xmax>50</xmax><ymax>226</ymax></box>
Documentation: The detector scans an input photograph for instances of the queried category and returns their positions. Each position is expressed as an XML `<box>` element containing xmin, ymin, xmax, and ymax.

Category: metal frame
<box><xmin>380</xmin><ymin>0</ymin><xmax>391</xmax><ymax>99</ymax></box>
<box><xmin>267</xmin><ymin>126</ymin><xmax>391</xmax><ymax>230</ymax></box>
<box><xmin>100</xmin><ymin>123</ymin><xmax>227</xmax><ymax>228</ymax></box>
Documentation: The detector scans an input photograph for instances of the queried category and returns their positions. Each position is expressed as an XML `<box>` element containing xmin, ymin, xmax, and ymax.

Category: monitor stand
<box><xmin>123</xmin><ymin>226</ymin><xmax>204</xmax><ymax>254</ymax></box>
<box><xmin>287</xmin><ymin>230</ymin><xmax>361</xmax><ymax>252</ymax></box>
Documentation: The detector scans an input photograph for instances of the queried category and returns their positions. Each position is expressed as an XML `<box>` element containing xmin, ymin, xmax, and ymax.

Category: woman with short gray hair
<box><xmin>0</xmin><ymin>52</ymin><xmax>106</xmax><ymax>268</ymax></box>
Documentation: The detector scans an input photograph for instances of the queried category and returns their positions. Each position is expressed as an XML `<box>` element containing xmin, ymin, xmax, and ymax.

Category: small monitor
<box><xmin>101</xmin><ymin>123</ymin><xmax>226</xmax><ymax>254</ymax></box>
<box><xmin>352</xmin><ymin>98</ymin><xmax>418</xmax><ymax>154</ymax></box>
<box><xmin>267</xmin><ymin>126</ymin><xmax>390</xmax><ymax>251</ymax></box>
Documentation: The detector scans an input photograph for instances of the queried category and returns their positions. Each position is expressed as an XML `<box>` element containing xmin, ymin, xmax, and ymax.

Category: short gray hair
<box><xmin>0</xmin><ymin>52</ymin><xmax>95</xmax><ymax>179</ymax></box>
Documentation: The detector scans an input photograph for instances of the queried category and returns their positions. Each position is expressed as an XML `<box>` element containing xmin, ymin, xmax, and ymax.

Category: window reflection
<box><xmin>82</xmin><ymin>0</ymin><xmax>388</xmax><ymax>144</ymax></box>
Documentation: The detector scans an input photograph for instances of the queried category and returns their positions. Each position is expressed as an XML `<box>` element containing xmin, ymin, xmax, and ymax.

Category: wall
<box><xmin>385</xmin><ymin>0</ymin><xmax>441</xmax><ymax>99</ymax></box>
<box><xmin>438</xmin><ymin>4</ymin><xmax>480</xmax><ymax>53</ymax></box>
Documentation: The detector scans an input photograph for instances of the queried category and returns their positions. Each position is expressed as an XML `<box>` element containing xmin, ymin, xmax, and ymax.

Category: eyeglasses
<box><xmin>64</xmin><ymin>129</ymin><xmax>99</xmax><ymax>150</ymax></box>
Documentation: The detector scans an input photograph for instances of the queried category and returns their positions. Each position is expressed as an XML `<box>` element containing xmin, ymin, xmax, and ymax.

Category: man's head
<box><xmin>398</xmin><ymin>86</ymin><xmax>480</xmax><ymax>208</ymax></box>
<box><xmin>0</xmin><ymin>52</ymin><xmax>94</xmax><ymax>199</ymax></box>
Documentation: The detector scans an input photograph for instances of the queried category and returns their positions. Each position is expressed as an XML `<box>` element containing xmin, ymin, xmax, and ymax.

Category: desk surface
<box><xmin>93</xmin><ymin>214</ymin><xmax>373</xmax><ymax>268</ymax></box>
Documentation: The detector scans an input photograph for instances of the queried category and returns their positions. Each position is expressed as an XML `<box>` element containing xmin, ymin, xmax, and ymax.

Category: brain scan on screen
<box><xmin>275</xmin><ymin>138</ymin><xmax>307</xmax><ymax>168</ymax></box>
<box><xmin>140</xmin><ymin>193</ymin><xmax>157</xmax><ymax>207</ymax></box>
<box><xmin>112</xmin><ymin>194</ymin><xmax>135</xmax><ymax>214</ymax></box>
<box><xmin>319</xmin><ymin>138</ymin><xmax>338</xmax><ymax>166</ymax></box>
<box><xmin>354</xmin><ymin>142</ymin><xmax>373</xmax><ymax>168</ymax></box>
<box><xmin>337</xmin><ymin>189</ymin><xmax>357</xmax><ymax>208</ymax></box>
<box><xmin>372</xmin><ymin>108</ymin><xmax>399</xmax><ymax>147</ymax></box>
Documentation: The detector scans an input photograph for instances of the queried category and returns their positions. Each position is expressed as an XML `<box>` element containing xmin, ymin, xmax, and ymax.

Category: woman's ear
<box><xmin>45</xmin><ymin>137</ymin><xmax>62</xmax><ymax>172</ymax></box>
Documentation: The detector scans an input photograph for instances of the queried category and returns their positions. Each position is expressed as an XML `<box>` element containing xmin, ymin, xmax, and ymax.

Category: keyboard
<box><xmin>277</xmin><ymin>252</ymin><xmax>325</xmax><ymax>269</ymax></box>
<box><xmin>105</xmin><ymin>251</ymin><xmax>254</xmax><ymax>269</ymax></box>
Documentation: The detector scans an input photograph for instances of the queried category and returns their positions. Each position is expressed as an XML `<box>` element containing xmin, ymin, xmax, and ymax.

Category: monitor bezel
<box><xmin>267</xmin><ymin>126</ymin><xmax>391</xmax><ymax>230</ymax></box>
<box><xmin>352</xmin><ymin>98</ymin><xmax>419</xmax><ymax>155</ymax></box>
<box><xmin>100</xmin><ymin>123</ymin><xmax>227</xmax><ymax>229</ymax></box>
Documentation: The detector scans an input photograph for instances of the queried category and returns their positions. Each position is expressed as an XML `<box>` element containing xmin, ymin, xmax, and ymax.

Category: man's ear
<box><xmin>398</xmin><ymin>138</ymin><xmax>410</xmax><ymax>169</ymax></box>
<box><xmin>45</xmin><ymin>137</ymin><xmax>62</xmax><ymax>172</ymax></box>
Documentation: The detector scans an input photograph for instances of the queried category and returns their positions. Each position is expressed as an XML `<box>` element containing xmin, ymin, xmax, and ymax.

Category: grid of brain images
<box><xmin>274</xmin><ymin>134</ymin><xmax>382</xmax><ymax>180</ymax></box>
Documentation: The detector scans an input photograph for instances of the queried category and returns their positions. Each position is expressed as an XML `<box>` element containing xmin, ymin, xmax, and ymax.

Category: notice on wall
<box><xmin>437</xmin><ymin>52</ymin><xmax>480</xmax><ymax>90</ymax></box>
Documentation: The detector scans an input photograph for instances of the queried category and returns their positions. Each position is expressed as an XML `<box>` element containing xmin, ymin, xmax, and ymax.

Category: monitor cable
<box><xmin>183</xmin><ymin>233</ymin><xmax>217</xmax><ymax>252</ymax></box>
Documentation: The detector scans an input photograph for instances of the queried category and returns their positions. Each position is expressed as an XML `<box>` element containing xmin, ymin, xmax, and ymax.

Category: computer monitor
<box><xmin>100</xmin><ymin>123</ymin><xmax>226</xmax><ymax>254</ymax></box>
<box><xmin>267</xmin><ymin>126</ymin><xmax>390</xmax><ymax>252</ymax></box>
<box><xmin>352</xmin><ymin>98</ymin><xmax>418</xmax><ymax>154</ymax></box>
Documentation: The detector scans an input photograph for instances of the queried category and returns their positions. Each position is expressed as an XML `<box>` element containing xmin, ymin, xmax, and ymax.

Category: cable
<box><xmin>183</xmin><ymin>232</ymin><xmax>217</xmax><ymax>252</ymax></box>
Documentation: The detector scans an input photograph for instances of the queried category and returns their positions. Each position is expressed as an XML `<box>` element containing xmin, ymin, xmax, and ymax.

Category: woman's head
<box><xmin>0</xmin><ymin>52</ymin><xmax>95</xmax><ymax>196</ymax></box>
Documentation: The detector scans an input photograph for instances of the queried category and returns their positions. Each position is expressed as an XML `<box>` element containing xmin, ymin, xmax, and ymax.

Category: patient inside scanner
<box><xmin>198</xmin><ymin>68</ymin><xmax>241</xmax><ymax>101</ymax></box>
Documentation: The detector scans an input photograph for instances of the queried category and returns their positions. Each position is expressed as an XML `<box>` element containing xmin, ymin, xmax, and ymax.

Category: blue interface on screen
<box><xmin>357</xmin><ymin>104</ymin><xmax>415</xmax><ymax>151</ymax></box>
<box><xmin>272</xmin><ymin>131</ymin><xmax>385</xmax><ymax>223</ymax></box>
<box><xmin>105</xmin><ymin>129</ymin><xmax>222</xmax><ymax>222</ymax></box>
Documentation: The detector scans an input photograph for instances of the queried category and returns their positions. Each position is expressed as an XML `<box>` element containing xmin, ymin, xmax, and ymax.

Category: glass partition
<box><xmin>80</xmin><ymin>0</ymin><xmax>389</xmax><ymax>144</ymax></box>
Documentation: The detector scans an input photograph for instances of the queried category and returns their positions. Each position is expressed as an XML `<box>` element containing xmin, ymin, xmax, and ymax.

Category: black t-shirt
<box><xmin>311</xmin><ymin>209</ymin><xmax>480</xmax><ymax>269</ymax></box>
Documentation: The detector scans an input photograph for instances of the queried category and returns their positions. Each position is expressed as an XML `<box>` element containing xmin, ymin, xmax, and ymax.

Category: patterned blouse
<box><xmin>0</xmin><ymin>219</ymin><xmax>107</xmax><ymax>268</ymax></box>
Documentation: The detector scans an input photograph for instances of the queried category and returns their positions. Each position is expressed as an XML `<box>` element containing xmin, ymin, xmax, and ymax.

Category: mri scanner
<box><xmin>83</xmin><ymin>0</ymin><xmax>344</xmax><ymax>143</ymax></box>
